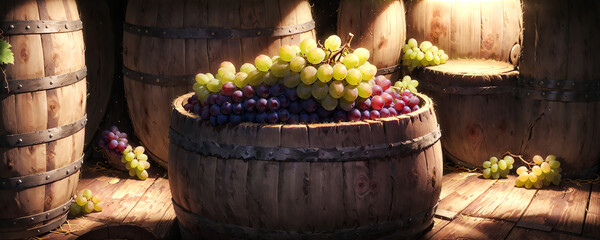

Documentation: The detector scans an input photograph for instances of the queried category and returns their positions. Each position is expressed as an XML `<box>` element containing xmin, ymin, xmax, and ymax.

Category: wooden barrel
<box><xmin>169</xmin><ymin>92</ymin><xmax>442</xmax><ymax>239</ymax></box>
<box><xmin>516</xmin><ymin>0</ymin><xmax>600</xmax><ymax>178</ymax></box>
<box><xmin>405</xmin><ymin>0</ymin><xmax>522</xmax><ymax>63</ymax></box>
<box><xmin>123</xmin><ymin>0</ymin><xmax>316</xmax><ymax>167</ymax></box>
<box><xmin>415</xmin><ymin>59</ymin><xmax>519</xmax><ymax>167</ymax></box>
<box><xmin>0</xmin><ymin>0</ymin><xmax>86</xmax><ymax>238</ymax></box>
<box><xmin>337</xmin><ymin>0</ymin><xmax>406</xmax><ymax>80</ymax></box>
<box><xmin>77</xmin><ymin>0</ymin><xmax>115</xmax><ymax>148</ymax></box>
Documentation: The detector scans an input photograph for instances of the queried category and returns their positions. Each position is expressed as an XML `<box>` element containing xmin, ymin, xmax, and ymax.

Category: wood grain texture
<box><xmin>583</xmin><ymin>184</ymin><xmax>600</xmax><ymax>238</ymax></box>
<box><xmin>122</xmin><ymin>0</ymin><xmax>315</xmax><ymax>166</ymax></box>
<box><xmin>506</xmin><ymin>227</ymin><xmax>594</xmax><ymax>240</ymax></box>
<box><xmin>169</xmin><ymin>92</ymin><xmax>442</xmax><ymax>239</ymax></box>
<box><xmin>437</xmin><ymin>174</ymin><xmax>497</xmax><ymax>215</ymax></box>
<box><xmin>428</xmin><ymin>216</ymin><xmax>514</xmax><ymax>240</ymax></box>
<box><xmin>405</xmin><ymin>0</ymin><xmax>522</xmax><ymax>62</ymax></box>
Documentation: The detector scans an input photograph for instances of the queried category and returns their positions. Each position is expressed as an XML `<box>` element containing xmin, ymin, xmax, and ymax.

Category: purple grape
<box><xmin>393</xmin><ymin>93</ymin><xmax>402</xmax><ymax>99</ymax></box>
<box><xmin>409</xmin><ymin>96</ymin><xmax>420</xmax><ymax>107</ymax></box>
<box><xmin>108</xmin><ymin>139</ymin><xmax>118</xmax><ymax>149</ymax></box>
<box><xmin>388</xmin><ymin>107</ymin><xmax>398</xmax><ymax>117</ymax></box>
<box><xmin>370</xmin><ymin>110</ymin><xmax>380</xmax><ymax>120</ymax></box>
<box><xmin>193</xmin><ymin>104</ymin><xmax>202</xmax><ymax>114</ymax></box>
<box><xmin>256</xmin><ymin>112</ymin><xmax>267</xmax><ymax>123</ymax></box>
<box><xmin>402</xmin><ymin>90</ymin><xmax>412</xmax><ymax>97</ymax></box>
<box><xmin>184</xmin><ymin>103</ymin><xmax>193</xmax><ymax>112</ymax></box>
<box><xmin>380</xmin><ymin>108</ymin><xmax>390</xmax><ymax>118</ymax></box>
<box><xmin>232</xmin><ymin>103</ymin><xmax>243</xmax><ymax>114</ymax></box>
<box><xmin>285</xmin><ymin>88</ymin><xmax>299</xmax><ymax>101</ymax></box>
<box><xmin>244</xmin><ymin>98</ymin><xmax>256</xmax><ymax>112</ymax></box>
<box><xmin>402</xmin><ymin>106</ymin><xmax>412</xmax><ymax>114</ymax></box>
<box><xmin>412</xmin><ymin>105</ymin><xmax>420</xmax><ymax>112</ymax></box>
<box><xmin>302</xmin><ymin>99</ymin><xmax>318</xmax><ymax>113</ymax></box>
<box><xmin>210</xmin><ymin>104</ymin><xmax>220</xmax><ymax>116</ymax></box>
<box><xmin>101</xmin><ymin>130</ymin><xmax>110</xmax><ymax>137</ymax></box>
<box><xmin>267</xmin><ymin>97</ymin><xmax>280</xmax><ymax>111</ymax></box>
<box><xmin>267</xmin><ymin>112</ymin><xmax>279</xmax><ymax>123</ymax></box>
<box><xmin>208</xmin><ymin>94</ymin><xmax>218</xmax><ymax>104</ymax></box>
<box><xmin>278</xmin><ymin>109</ymin><xmax>290</xmax><ymax>122</ymax></box>
<box><xmin>217</xmin><ymin>114</ymin><xmax>229</xmax><ymax>125</ymax></box>
<box><xmin>316</xmin><ymin>106</ymin><xmax>331</xmax><ymax>118</ymax></box>
<box><xmin>394</xmin><ymin>99</ymin><xmax>406</xmax><ymax>111</ymax></box>
<box><xmin>232</xmin><ymin>90</ymin><xmax>244</xmax><ymax>103</ymax></box>
<box><xmin>256</xmin><ymin>98</ymin><xmax>268</xmax><ymax>112</ymax></box>
<box><xmin>209</xmin><ymin>116</ymin><xmax>218</xmax><ymax>125</ymax></box>
<box><xmin>245</xmin><ymin>112</ymin><xmax>256</xmax><ymax>122</ymax></box>
<box><xmin>357</xmin><ymin>98</ymin><xmax>371</xmax><ymax>111</ymax></box>
<box><xmin>288</xmin><ymin>101</ymin><xmax>302</xmax><ymax>114</ymax></box>
<box><xmin>401</xmin><ymin>96</ymin><xmax>411</xmax><ymax>105</ymax></box>
<box><xmin>333</xmin><ymin>110</ymin><xmax>347</xmax><ymax>122</ymax></box>
<box><xmin>270</xmin><ymin>83</ymin><xmax>285</xmax><ymax>97</ymax></box>
<box><xmin>201</xmin><ymin>108</ymin><xmax>210</xmax><ymax>119</ymax></box>
<box><xmin>308</xmin><ymin>113</ymin><xmax>319</xmax><ymax>123</ymax></box>
<box><xmin>288</xmin><ymin>114</ymin><xmax>300</xmax><ymax>124</ymax></box>
<box><xmin>109</xmin><ymin>126</ymin><xmax>119</xmax><ymax>132</ymax></box>
<box><xmin>220</xmin><ymin>102</ymin><xmax>232</xmax><ymax>115</ymax></box>
<box><xmin>242</xmin><ymin>85</ymin><xmax>255</xmax><ymax>98</ymax></box>
<box><xmin>347</xmin><ymin>108</ymin><xmax>361</xmax><ymax>122</ymax></box>
<box><xmin>279</xmin><ymin>95</ymin><xmax>289</xmax><ymax>108</ymax></box>
<box><xmin>256</xmin><ymin>84</ymin><xmax>270</xmax><ymax>98</ymax></box>
<box><xmin>107</xmin><ymin>132</ymin><xmax>116</xmax><ymax>141</ymax></box>
<box><xmin>361</xmin><ymin>110</ymin><xmax>370</xmax><ymax>121</ymax></box>
<box><xmin>299</xmin><ymin>113</ymin><xmax>310</xmax><ymax>123</ymax></box>
<box><xmin>216</xmin><ymin>95</ymin><xmax>229</xmax><ymax>105</ymax></box>
<box><xmin>117</xmin><ymin>141</ymin><xmax>127</xmax><ymax>151</ymax></box>
<box><xmin>230</xmin><ymin>114</ymin><xmax>242</xmax><ymax>124</ymax></box>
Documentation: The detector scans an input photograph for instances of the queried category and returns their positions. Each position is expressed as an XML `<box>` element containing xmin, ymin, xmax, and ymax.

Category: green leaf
<box><xmin>0</xmin><ymin>40</ymin><xmax>15</xmax><ymax>65</ymax></box>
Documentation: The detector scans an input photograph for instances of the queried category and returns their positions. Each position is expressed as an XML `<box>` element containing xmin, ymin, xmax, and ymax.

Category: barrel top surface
<box><xmin>425</xmin><ymin>59</ymin><xmax>517</xmax><ymax>76</ymax></box>
<box><xmin>418</xmin><ymin>59</ymin><xmax>519</xmax><ymax>87</ymax></box>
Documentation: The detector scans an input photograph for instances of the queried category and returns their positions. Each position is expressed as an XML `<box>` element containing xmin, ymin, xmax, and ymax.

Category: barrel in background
<box><xmin>122</xmin><ymin>0</ymin><xmax>316</xmax><ymax>167</ymax></box>
<box><xmin>0</xmin><ymin>0</ymin><xmax>86</xmax><ymax>238</ymax></box>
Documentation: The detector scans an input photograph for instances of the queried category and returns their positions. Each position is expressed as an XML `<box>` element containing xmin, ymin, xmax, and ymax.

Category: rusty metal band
<box><xmin>516</xmin><ymin>77</ymin><xmax>600</xmax><ymax>102</ymax></box>
<box><xmin>123</xmin><ymin>20</ymin><xmax>315</xmax><ymax>39</ymax></box>
<box><xmin>0</xmin><ymin>211</ymin><xmax>67</xmax><ymax>239</ymax></box>
<box><xmin>0</xmin><ymin>114</ymin><xmax>87</xmax><ymax>147</ymax></box>
<box><xmin>376</xmin><ymin>64</ymin><xmax>403</xmax><ymax>75</ymax></box>
<box><xmin>174</xmin><ymin>198</ymin><xmax>437</xmax><ymax>240</ymax></box>
<box><xmin>0</xmin><ymin>198</ymin><xmax>71</xmax><ymax>227</ymax></box>
<box><xmin>122</xmin><ymin>66</ymin><xmax>195</xmax><ymax>86</ymax></box>
<box><xmin>0</xmin><ymin>155</ymin><xmax>84</xmax><ymax>190</ymax></box>
<box><xmin>419</xmin><ymin>81</ymin><xmax>514</xmax><ymax>95</ymax></box>
<box><xmin>1</xmin><ymin>67</ymin><xmax>87</xmax><ymax>94</ymax></box>
<box><xmin>169</xmin><ymin>125</ymin><xmax>441</xmax><ymax>162</ymax></box>
<box><xmin>0</xmin><ymin>20</ymin><xmax>83</xmax><ymax>35</ymax></box>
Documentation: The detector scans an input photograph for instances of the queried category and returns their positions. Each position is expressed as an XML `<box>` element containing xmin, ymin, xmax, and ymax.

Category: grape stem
<box><xmin>324</xmin><ymin>33</ymin><xmax>355</xmax><ymax>64</ymax></box>
<box><xmin>502</xmin><ymin>151</ymin><xmax>534</xmax><ymax>169</ymax></box>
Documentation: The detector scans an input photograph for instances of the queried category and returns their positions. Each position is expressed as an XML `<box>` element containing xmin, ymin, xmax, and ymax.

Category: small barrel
<box><xmin>415</xmin><ymin>59</ymin><xmax>519</xmax><ymax>167</ymax></box>
<box><xmin>0</xmin><ymin>0</ymin><xmax>87</xmax><ymax>238</ymax></box>
<box><xmin>337</xmin><ymin>0</ymin><xmax>406</xmax><ymax>80</ymax></box>
<box><xmin>122</xmin><ymin>0</ymin><xmax>316</xmax><ymax>168</ymax></box>
<box><xmin>405</xmin><ymin>0</ymin><xmax>522</xmax><ymax>63</ymax></box>
<box><xmin>516</xmin><ymin>0</ymin><xmax>600</xmax><ymax>178</ymax></box>
<box><xmin>169</xmin><ymin>92</ymin><xmax>442</xmax><ymax>239</ymax></box>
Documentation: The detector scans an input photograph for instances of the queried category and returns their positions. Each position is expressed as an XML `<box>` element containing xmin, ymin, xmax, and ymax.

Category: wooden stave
<box><xmin>415</xmin><ymin>59</ymin><xmax>520</xmax><ymax>168</ymax></box>
<box><xmin>0</xmin><ymin>0</ymin><xmax>86</xmax><ymax>237</ymax></box>
<box><xmin>405</xmin><ymin>0</ymin><xmax>522</xmax><ymax>62</ymax></box>
<box><xmin>169</xmin><ymin>92</ymin><xmax>443</xmax><ymax>239</ymax></box>
<box><xmin>122</xmin><ymin>0</ymin><xmax>316</xmax><ymax>167</ymax></box>
<box><xmin>337</xmin><ymin>0</ymin><xmax>406</xmax><ymax>80</ymax></box>
<box><xmin>516</xmin><ymin>0</ymin><xmax>600</xmax><ymax>178</ymax></box>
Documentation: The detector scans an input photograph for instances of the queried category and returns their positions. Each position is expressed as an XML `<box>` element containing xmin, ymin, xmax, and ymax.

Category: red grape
<box><xmin>108</xmin><ymin>139</ymin><xmax>118</xmax><ymax>149</ymax></box>
<box><xmin>361</xmin><ymin>110</ymin><xmax>370</xmax><ymax>121</ymax></box>
<box><xmin>267</xmin><ymin>97</ymin><xmax>280</xmax><ymax>111</ymax></box>
<box><xmin>221</xmin><ymin>82</ymin><xmax>236</xmax><ymax>96</ymax></box>
<box><xmin>394</xmin><ymin>99</ymin><xmax>406</xmax><ymax>111</ymax></box>
<box><xmin>372</xmin><ymin>85</ymin><xmax>383</xmax><ymax>96</ymax></box>
<box><xmin>380</xmin><ymin>108</ymin><xmax>390</xmax><ymax>118</ymax></box>
<box><xmin>256</xmin><ymin>98</ymin><xmax>268</xmax><ymax>112</ymax></box>
<box><xmin>357</xmin><ymin>98</ymin><xmax>371</xmax><ymax>110</ymax></box>
<box><xmin>117</xmin><ymin>141</ymin><xmax>127</xmax><ymax>151</ymax></box>
<box><xmin>347</xmin><ymin>108</ymin><xmax>361</xmax><ymax>122</ymax></box>
<box><xmin>409</xmin><ymin>96</ymin><xmax>420</xmax><ymax>107</ymax></box>
<box><xmin>232</xmin><ymin>90</ymin><xmax>243</xmax><ymax>102</ymax></box>
<box><xmin>107</xmin><ymin>132</ymin><xmax>116</xmax><ymax>141</ymax></box>
<box><xmin>242</xmin><ymin>85</ymin><xmax>255</xmax><ymax>98</ymax></box>
<box><xmin>381</xmin><ymin>93</ymin><xmax>393</xmax><ymax>107</ymax></box>
<box><xmin>370</xmin><ymin>110</ymin><xmax>380</xmax><ymax>120</ymax></box>
<box><xmin>256</xmin><ymin>84</ymin><xmax>270</xmax><ymax>98</ymax></box>
<box><xmin>401</xmin><ymin>106</ymin><xmax>411</xmax><ymax>114</ymax></box>
<box><xmin>371</xmin><ymin>96</ymin><xmax>384</xmax><ymax>110</ymax></box>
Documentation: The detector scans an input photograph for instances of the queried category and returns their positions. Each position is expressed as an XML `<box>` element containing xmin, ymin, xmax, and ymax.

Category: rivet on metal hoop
<box><xmin>9</xmin><ymin>24</ymin><xmax>14</xmax><ymax>29</ymax></box>
<box><xmin>17</xmin><ymin>84</ymin><xmax>23</xmax><ymax>89</ymax></box>
<box><xmin>25</xmin><ymin>25</ymin><xmax>30</xmax><ymax>30</ymax></box>
<box><xmin>46</xmin><ymin>175</ymin><xmax>50</xmax><ymax>180</ymax></box>
<box><xmin>49</xmin><ymin>134</ymin><xmax>53</xmax><ymax>138</ymax></box>
<box><xmin>17</xmin><ymin>138</ymin><xmax>23</xmax><ymax>143</ymax></box>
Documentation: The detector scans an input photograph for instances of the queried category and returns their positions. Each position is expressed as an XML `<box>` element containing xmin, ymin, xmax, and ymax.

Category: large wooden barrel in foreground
<box><xmin>0</xmin><ymin>0</ymin><xmax>86</xmax><ymax>238</ymax></box>
<box><xmin>516</xmin><ymin>0</ymin><xmax>600</xmax><ymax>178</ymax></box>
<box><xmin>169</xmin><ymin>92</ymin><xmax>442</xmax><ymax>239</ymax></box>
<box><xmin>123</xmin><ymin>0</ymin><xmax>315</xmax><ymax>167</ymax></box>
<box><xmin>405</xmin><ymin>0</ymin><xmax>522</xmax><ymax>62</ymax></box>
<box><xmin>337</xmin><ymin>0</ymin><xmax>406</xmax><ymax>80</ymax></box>
<box><xmin>416</xmin><ymin>60</ymin><xmax>519</xmax><ymax>167</ymax></box>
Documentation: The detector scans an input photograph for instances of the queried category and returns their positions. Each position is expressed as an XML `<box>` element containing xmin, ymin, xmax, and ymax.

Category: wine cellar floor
<box><xmin>38</xmin><ymin>158</ymin><xmax>600</xmax><ymax>240</ymax></box>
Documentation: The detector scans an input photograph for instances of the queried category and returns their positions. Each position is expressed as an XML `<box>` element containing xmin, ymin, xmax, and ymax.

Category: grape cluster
<box><xmin>70</xmin><ymin>189</ymin><xmax>103</xmax><ymax>216</ymax></box>
<box><xmin>98</xmin><ymin>126</ymin><xmax>150</xmax><ymax>180</ymax></box>
<box><xmin>186</xmin><ymin>34</ymin><xmax>424</xmax><ymax>125</ymax></box>
<box><xmin>482</xmin><ymin>155</ymin><xmax>515</xmax><ymax>179</ymax></box>
<box><xmin>402</xmin><ymin>38</ymin><xmax>448</xmax><ymax>71</ymax></box>
<box><xmin>515</xmin><ymin>155</ymin><xmax>562</xmax><ymax>189</ymax></box>
<box><xmin>99</xmin><ymin>126</ymin><xmax>128</xmax><ymax>153</ymax></box>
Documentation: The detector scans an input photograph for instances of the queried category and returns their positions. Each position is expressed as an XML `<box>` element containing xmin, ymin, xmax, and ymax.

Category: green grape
<box><xmin>82</xmin><ymin>189</ymin><xmax>93</xmax><ymax>199</ymax></box>
<box><xmin>332</xmin><ymin>63</ymin><xmax>347</xmax><ymax>81</ymax></box>
<box><xmin>491</xmin><ymin>163</ymin><xmax>498</xmax><ymax>172</ymax></box>
<box><xmin>218</xmin><ymin>67</ymin><xmax>234</xmax><ymax>77</ymax></box>
<box><xmin>419</xmin><ymin>41</ymin><xmax>432</xmax><ymax>51</ymax></box>
<box><xmin>296</xmin><ymin>83</ymin><xmax>312</xmax><ymax>100</ymax></box>
<box><xmin>137</xmin><ymin>170</ymin><xmax>149</xmax><ymax>180</ymax></box>
<box><xmin>300</xmin><ymin>38</ymin><xmax>317</xmax><ymax>54</ymax></box>
<box><xmin>343</xmin><ymin>85</ymin><xmax>359</xmax><ymax>102</ymax></box>
<box><xmin>246</xmin><ymin>70</ymin><xmax>267</xmax><ymax>86</ymax></box>
<box><xmin>221</xmin><ymin>72</ymin><xmax>235</xmax><ymax>83</ymax></box>
<box><xmin>532</xmin><ymin>165</ymin><xmax>542</xmax><ymax>176</ymax></box>
<box><xmin>482</xmin><ymin>161</ymin><xmax>491</xmax><ymax>169</ymax></box>
<box><xmin>83</xmin><ymin>201</ymin><xmax>94</xmax><ymax>213</ymax></box>
<box><xmin>240</xmin><ymin>63</ymin><xmax>256</xmax><ymax>73</ymax></box>
<box><xmin>134</xmin><ymin>146</ymin><xmax>145</xmax><ymax>155</ymax></box>
<box><xmin>255</xmin><ymin>54</ymin><xmax>273</xmax><ymax>72</ymax></box>
<box><xmin>343</xmin><ymin>53</ymin><xmax>360</xmax><ymax>69</ymax></box>
<box><xmin>206</xmin><ymin>79</ymin><xmax>221</xmax><ymax>92</ymax></box>
<box><xmin>91</xmin><ymin>195</ymin><xmax>101</xmax><ymax>204</ymax></box>
<box><xmin>524</xmin><ymin>180</ymin><xmax>533</xmax><ymax>189</ymax></box>
<box><xmin>409</xmin><ymin>51</ymin><xmax>418</xmax><ymax>59</ymax></box>
<box><xmin>292</xmin><ymin>45</ymin><xmax>301</xmax><ymax>55</ymax></box>
<box><xmin>490</xmin><ymin>156</ymin><xmax>498</xmax><ymax>164</ymax></box>
<box><xmin>193</xmin><ymin>83</ymin><xmax>204</xmax><ymax>92</ymax></box>
<box><xmin>433</xmin><ymin>55</ymin><xmax>441</xmax><ymax>65</ymax></box>
<box><xmin>324</xmin><ymin>35</ymin><xmax>342</xmax><ymax>50</ymax></box>
<box><xmin>492</xmin><ymin>172</ymin><xmax>500</xmax><ymax>179</ymax></box>
<box><xmin>518</xmin><ymin>172</ymin><xmax>529</xmax><ymax>182</ymax></box>
<box><xmin>69</xmin><ymin>202</ymin><xmax>82</xmax><ymax>216</ymax></box>
<box><xmin>500</xmin><ymin>168</ymin><xmax>509</xmax><ymax>178</ymax></box>
<box><xmin>353</xmin><ymin>47</ymin><xmax>370</xmax><ymax>65</ymax></box>
<box><xmin>311</xmin><ymin>81</ymin><xmax>329</xmax><ymax>100</ymax></box>
<box><xmin>429</xmin><ymin>46</ymin><xmax>439</xmax><ymax>55</ymax></box>
<box><xmin>128</xmin><ymin>159</ymin><xmax>139</xmax><ymax>170</ymax></box>
<box><xmin>516</xmin><ymin>166</ymin><xmax>528</xmax><ymax>175</ymax></box>
<box><xmin>136</xmin><ymin>161</ymin><xmax>145</xmax><ymax>171</ymax></box>
<box><xmin>263</xmin><ymin>72</ymin><xmax>279</xmax><ymax>86</ymax></box>
<box><xmin>482</xmin><ymin>168</ymin><xmax>491</xmax><ymax>178</ymax></box>
<box><xmin>402</xmin><ymin>44</ymin><xmax>410</xmax><ymax>53</ymax></box>
<box><xmin>508</xmin><ymin>164</ymin><xmax>514</xmax><ymax>170</ymax></box>
<box><xmin>328</xmin><ymin>81</ymin><xmax>345</xmax><ymax>99</ymax></box>
<box><xmin>543</xmin><ymin>178</ymin><xmax>551</xmax><ymax>187</ymax></box>
<box><xmin>307</xmin><ymin>48</ymin><xmax>326</xmax><ymax>64</ymax></box>
<box><xmin>503</xmin><ymin>156</ymin><xmax>515</xmax><ymax>165</ymax></box>
<box><xmin>357</xmin><ymin>82</ymin><xmax>373</xmax><ymax>98</ymax></box>
<box><xmin>358</xmin><ymin>63</ymin><xmax>377</xmax><ymax>81</ymax></box>
<box><xmin>129</xmin><ymin>169</ymin><xmax>136</xmax><ymax>177</ymax></box>
<box><xmin>206</xmin><ymin>73</ymin><xmax>214</xmax><ymax>80</ymax></box>
<box><xmin>123</xmin><ymin>145</ymin><xmax>132</xmax><ymax>154</ymax></box>
<box><xmin>121</xmin><ymin>154</ymin><xmax>127</xmax><ymax>163</ymax></box>
<box><xmin>345</xmin><ymin>68</ymin><xmax>362</xmax><ymax>86</ymax></box>
<box><xmin>279</xmin><ymin>45</ymin><xmax>296</xmax><ymax>62</ymax></box>
<box><xmin>545</xmin><ymin>155</ymin><xmax>556</xmax><ymax>162</ymax></box>
<box><xmin>195</xmin><ymin>73</ymin><xmax>210</xmax><ymax>85</ymax></box>
<box><xmin>405</xmin><ymin>48</ymin><xmax>414</xmax><ymax>59</ymax></box>
<box><xmin>94</xmin><ymin>202</ymin><xmax>104</xmax><ymax>212</ymax></box>
<box><xmin>533</xmin><ymin>180</ymin><xmax>543</xmax><ymax>189</ymax></box>
<box><xmin>515</xmin><ymin>178</ymin><xmax>525</xmax><ymax>187</ymax></box>
<box><xmin>339</xmin><ymin>98</ymin><xmax>355</xmax><ymax>111</ymax></box>
<box><xmin>290</xmin><ymin>56</ymin><xmax>307</xmax><ymax>72</ymax></box>
<box><xmin>125</xmin><ymin>152</ymin><xmax>135</xmax><ymax>162</ymax></box>
<box><xmin>425</xmin><ymin>51</ymin><xmax>434</xmax><ymax>61</ymax></box>
<box><xmin>76</xmin><ymin>196</ymin><xmax>87</xmax><ymax>206</ymax></box>
<box><xmin>408</xmin><ymin>38</ymin><xmax>418</xmax><ymax>48</ymax></box>
<box><xmin>320</xmin><ymin>95</ymin><xmax>338</xmax><ymax>111</ymax></box>
<box><xmin>546</xmin><ymin>170</ymin><xmax>555</xmax><ymax>181</ymax></box>
<box><xmin>270</xmin><ymin>60</ymin><xmax>291</xmax><ymax>78</ymax></box>
<box><xmin>143</xmin><ymin>161</ymin><xmax>151</xmax><ymax>169</ymax></box>
<box><xmin>441</xmin><ymin>53</ymin><xmax>449</xmax><ymax>63</ymax></box>
<box><xmin>498</xmin><ymin>160</ymin><xmax>507</xmax><ymax>170</ymax></box>
<box><xmin>537</xmin><ymin>172</ymin><xmax>545</xmax><ymax>180</ymax></box>
<box><xmin>271</xmin><ymin>55</ymin><xmax>280</xmax><ymax>62</ymax></box>
<box><xmin>317</xmin><ymin>64</ymin><xmax>334</xmax><ymax>83</ymax></box>
<box><xmin>416</xmin><ymin>51</ymin><xmax>425</xmax><ymax>61</ymax></box>
<box><xmin>541</xmin><ymin>162</ymin><xmax>551</xmax><ymax>173</ymax></box>
<box><xmin>234</xmin><ymin>72</ymin><xmax>248</xmax><ymax>88</ymax></box>
<box><xmin>283</xmin><ymin>72</ymin><xmax>301</xmax><ymax>88</ymax></box>
<box><xmin>528</xmin><ymin>172</ymin><xmax>538</xmax><ymax>183</ymax></box>
<box><xmin>300</xmin><ymin>66</ymin><xmax>318</xmax><ymax>85</ymax></box>
<box><xmin>219</xmin><ymin>61</ymin><xmax>236</xmax><ymax>73</ymax></box>
<box><xmin>533</xmin><ymin>155</ymin><xmax>544</xmax><ymax>165</ymax></box>
<box><xmin>552</xmin><ymin>174</ymin><xmax>561</xmax><ymax>185</ymax></box>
